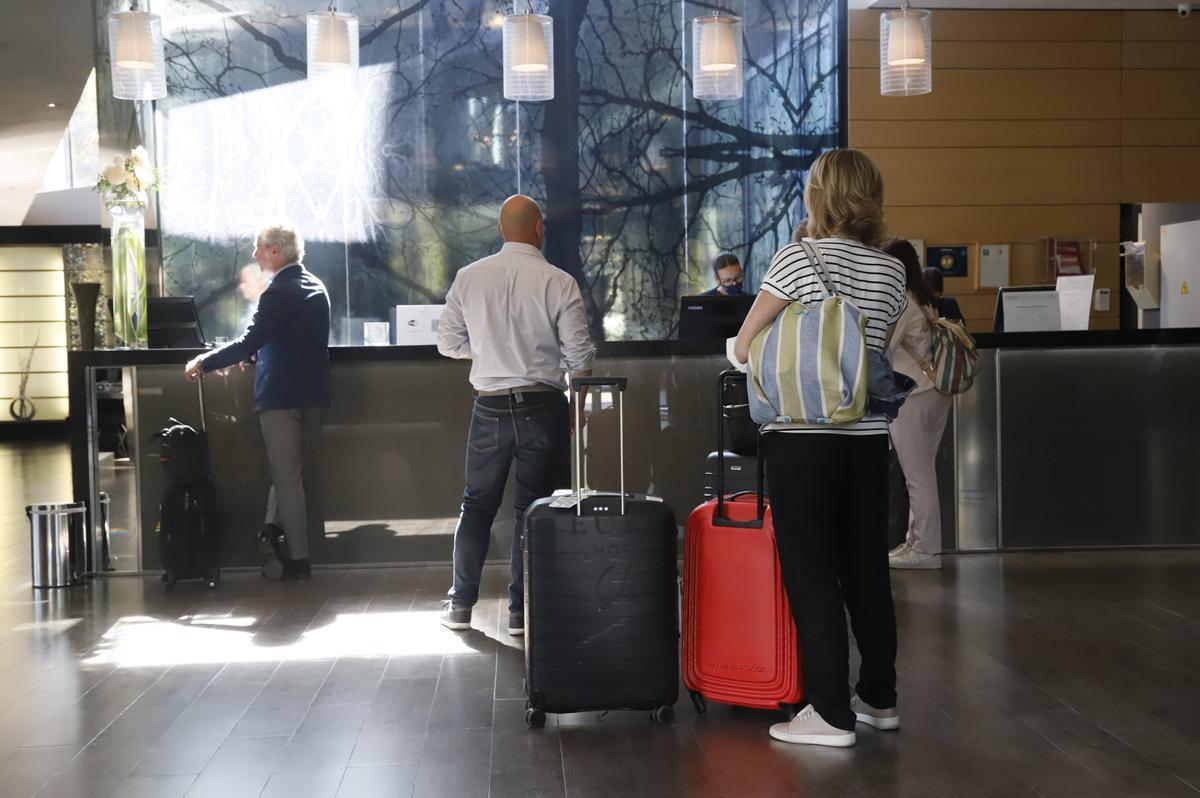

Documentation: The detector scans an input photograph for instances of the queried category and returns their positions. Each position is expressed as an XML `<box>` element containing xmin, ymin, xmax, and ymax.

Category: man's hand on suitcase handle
<box><xmin>187</xmin><ymin>353</ymin><xmax>256</xmax><ymax>381</ymax></box>
<box><xmin>184</xmin><ymin>357</ymin><xmax>204</xmax><ymax>383</ymax></box>
<box><xmin>569</xmin><ymin>369</ymin><xmax>593</xmax><ymax>435</ymax></box>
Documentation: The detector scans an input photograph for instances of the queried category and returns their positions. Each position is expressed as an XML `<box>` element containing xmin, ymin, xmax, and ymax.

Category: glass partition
<box><xmin>153</xmin><ymin>0</ymin><xmax>843</xmax><ymax>344</ymax></box>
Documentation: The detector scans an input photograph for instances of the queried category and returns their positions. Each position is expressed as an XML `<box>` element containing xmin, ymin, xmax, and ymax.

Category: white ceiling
<box><xmin>0</xmin><ymin>0</ymin><xmax>95</xmax><ymax>226</ymax></box>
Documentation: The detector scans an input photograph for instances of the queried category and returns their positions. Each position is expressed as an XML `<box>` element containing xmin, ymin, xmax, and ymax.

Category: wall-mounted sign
<box><xmin>926</xmin><ymin>245</ymin><xmax>968</xmax><ymax>278</ymax></box>
<box><xmin>978</xmin><ymin>244</ymin><xmax>1010</xmax><ymax>289</ymax></box>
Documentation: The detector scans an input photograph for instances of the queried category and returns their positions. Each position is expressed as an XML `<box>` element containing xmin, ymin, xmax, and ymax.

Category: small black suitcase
<box><xmin>522</xmin><ymin>376</ymin><xmax>678</xmax><ymax>728</ymax></box>
<box><xmin>703</xmin><ymin>450</ymin><xmax>763</xmax><ymax>501</ymax></box>
<box><xmin>158</xmin><ymin>480</ymin><xmax>220</xmax><ymax>589</ymax></box>
<box><xmin>154</xmin><ymin>376</ymin><xmax>220</xmax><ymax>590</ymax></box>
<box><xmin>721</xmin><ymin>375</ymin><xmax>758</xmax><ymax>457</ymax></box>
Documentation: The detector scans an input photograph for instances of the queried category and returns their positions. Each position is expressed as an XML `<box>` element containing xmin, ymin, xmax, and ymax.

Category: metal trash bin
<box><xmin>27</xmin><ymin>502</ymin><xmax>88</xmax><ymax>588</ymax></box>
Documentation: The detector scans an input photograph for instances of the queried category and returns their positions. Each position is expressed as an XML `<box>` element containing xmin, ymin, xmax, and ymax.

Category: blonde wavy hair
<box><xmin>803</xmin><ymin>149</ymin><xmax>886</xmax><ymax>248</ymax></box>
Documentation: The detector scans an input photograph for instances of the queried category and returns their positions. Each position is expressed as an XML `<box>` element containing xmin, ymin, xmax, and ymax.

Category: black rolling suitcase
<box><xmin>703</xmin><ymin>450</ymin><xmax>762</xmax><ymax>501</ymax></box>
<box><xmin>522</xmin><ymin>376</ymin><xmax>678</xmax><ymax>728</ymax></box>
<box><xmin>154</xmin><ymin>377</ymin><xmax>220</xmax><ymax>590</ymax></box>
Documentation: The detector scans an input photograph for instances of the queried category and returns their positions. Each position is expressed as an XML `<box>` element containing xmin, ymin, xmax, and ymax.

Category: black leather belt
<box><xmin>476</xmin><ymin>384</ymin><xmax>561</xmax><ymax>397</ymax></box>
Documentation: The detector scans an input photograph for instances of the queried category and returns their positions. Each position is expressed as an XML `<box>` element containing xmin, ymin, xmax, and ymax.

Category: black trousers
<box><xmin>763</xmin><ymin>432</ymin><xmax>897</xmax><ymax>731</ymax></box>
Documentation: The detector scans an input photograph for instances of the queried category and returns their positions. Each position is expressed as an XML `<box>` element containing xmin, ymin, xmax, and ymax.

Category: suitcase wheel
<box><xmin>651</xmin><ymin>706</ymin><xmax>674</xmax><ymax>725</ymax></box>
<box><xmin>162</xmin><ymin>572</ymin><xmax>176</xmax><ymax>591</ymax></box>
<box><xmin>689</xmin><ymin>691</ymin><xmax>708</xmax><ymax>715</ymax></box>
<box><xmin>524</xmin><ymin>708</ymin><xmax>546</xmax><ymax>729</ymax></box>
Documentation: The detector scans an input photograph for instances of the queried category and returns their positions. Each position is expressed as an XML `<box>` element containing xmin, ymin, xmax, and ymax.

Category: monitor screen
<box><xmin>993</xmin><ymin>285</ymin><xmax>1058</xmax><ymax>333</ymax></box>
<box><xmin>148</xmin><ymin>296</ymin><xmax>207</xmax><ymax>349</ymax></box>
<box><xmin>678</xmin><ymin>294</ymin><xmax>755</xmax><ymax>340</ymax></box>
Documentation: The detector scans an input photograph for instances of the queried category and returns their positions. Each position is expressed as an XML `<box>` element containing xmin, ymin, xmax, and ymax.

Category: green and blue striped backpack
<box><xmin>747</xmin><ymin>241</ymin><xmax>869</xmax><ymax>426</ymax></box>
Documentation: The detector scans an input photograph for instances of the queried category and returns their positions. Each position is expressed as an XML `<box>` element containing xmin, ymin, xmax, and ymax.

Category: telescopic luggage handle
<box><xmin>569</xmin><ymin>376</ymin><xmax>626</xmax><ymax>517</ymax></box>
<box><xmin>715</xmin><ymin>369</ymin><xmax>765</xmax><ymax>529</ymax></box>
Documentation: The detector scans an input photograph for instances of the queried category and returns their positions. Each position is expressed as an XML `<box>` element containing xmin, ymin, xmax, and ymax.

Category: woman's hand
<box><xmin>733</xmin><ymin>292</ymin><xmax>789</xmax><ymax>364</ymax></box>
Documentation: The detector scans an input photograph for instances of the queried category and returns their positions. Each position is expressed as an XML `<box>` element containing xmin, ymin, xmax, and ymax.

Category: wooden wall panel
<box><xmin>1122</xmin><ymin>70</ymin><xmax>1200</xmax><ymax>119</ymax></box>
<box><xmin>1123</xmin><ymin>42</ymin><xmax>1200</xmax><ymax>69</ymax></box>
<box><xmin>1122</xmin><ymin>148</ymin><xmax>1200</xmax><ymax>201</ymax></box>
<box><xmin>849</xmin><ymin>40</ymin><xmax>1121</xmax><ymax>70</ymax></box>
<box><xmin>850</xmin><ymin>69</ymin><xmax>1121</xmax><ymax>120</ymax></box>
<box><xmin>883</xmin><ymin>205</ymin><xmax>1119</xmax><ymax>244</ymax></box>
<box><xmin>849</xmin><ymin>10</ymin><xmax>1122</xmax><ymax>42</ymax></box>
<box><xmin>1121</xmin><ymin>12</ymin><xmax>1200</xmax><ymax>42</ymax></box>
<box><xmin>1121</xmin><ymin>119</ymin><xmax>1200</xmax><ymax>146</ymax></box>
<box><xmin>864</xmin><ymin>148</ymin><xmax>1120</xmax><ymax>207</ymax></box>
<box><xmin>848</xmin><ymin>9</ymin><xmax>1196</xmax><ymax>334</ymax></box>
<box><xmin>851</xmin><ymin>120</ymin><xmax>1122</xmax><ymax>149</ymax></box>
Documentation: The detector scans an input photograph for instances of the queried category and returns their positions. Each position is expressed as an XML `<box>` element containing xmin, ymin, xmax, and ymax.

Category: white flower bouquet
<box><xmin>94</xmin><ymin>145</ymin><xmax>162</xmax><ymax>205</ymax></box>
<box><xmin>94</xmin><ymin>146</ymin><xmax>161</xmax><ymax>347</ymax></box>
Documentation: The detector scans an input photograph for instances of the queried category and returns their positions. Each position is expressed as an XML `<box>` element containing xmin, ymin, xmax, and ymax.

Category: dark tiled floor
<box><xmin>2</xmin><ymin>441</ymin><xmax>1200</xmax><ymax>797</ymax></box>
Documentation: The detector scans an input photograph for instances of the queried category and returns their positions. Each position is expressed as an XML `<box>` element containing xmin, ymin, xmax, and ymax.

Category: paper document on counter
<box><xmin>1056</xmin><ymin>275</ymin><xmax>1095</xmax><ymax>331</ymax></box>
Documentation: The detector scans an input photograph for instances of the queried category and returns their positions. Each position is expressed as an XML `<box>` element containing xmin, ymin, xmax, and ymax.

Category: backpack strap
<box><xmin>901</xmin><ymin>339</ymin><xmax>938</xmax><ymax>382</ymax></box>
<box><xmin>901</xmin><ymin>301</ymin><xmax>939</xmax><ymax>381</ymax></box>
<box><xmin>799</xmin><ymin>240</ymin><xmax>836</xmax><ymax>300</ymax></box>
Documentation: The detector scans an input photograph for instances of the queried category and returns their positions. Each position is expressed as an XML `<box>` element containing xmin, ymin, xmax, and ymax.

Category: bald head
<box><xmin>498</xmin><ymin>194</ymin><xmax>544</xmax><ymax>248</ymax></box>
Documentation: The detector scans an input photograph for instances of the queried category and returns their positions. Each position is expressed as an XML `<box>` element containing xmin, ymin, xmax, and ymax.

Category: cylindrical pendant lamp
<box><xmin>692</xmin><ymin>15</ymin><xmax>743</xmax><ymax>101</ymax></box>
<box><xmin>503</xmin><ymin>13</ymin><xmax>554</xmax><ymax>101</ymax></box>
<box><xmin>307</xmin><ymin>9</ymin><xmax>359</xmax><ymax>78</ymax></box>
<box><xmin>880</xmin><ymin>5</ymin><xmax>931</xmax><ymax>96</ymax></box>
<box><xmin>108</xmin><ymin>3</ymin><xmax>166</xmax><ymax>101</ymax></box>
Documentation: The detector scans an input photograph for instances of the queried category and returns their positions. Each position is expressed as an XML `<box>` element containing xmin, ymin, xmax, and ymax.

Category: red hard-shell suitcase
<box><xmin>522</xmin><ymin>377</ymin><xmax>678</xmax><ymax>729</ymax></box>
<box><xmin>682</xmin><ymin>370</ymin><xmax>803</xmax><ymax>716</ymax></box>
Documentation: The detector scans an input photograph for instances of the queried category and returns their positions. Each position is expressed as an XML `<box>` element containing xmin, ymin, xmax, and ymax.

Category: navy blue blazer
<box><xmin>202</xmin><ymin>264</ymin><xmax>331</xmax><ymax>412</ymax></box>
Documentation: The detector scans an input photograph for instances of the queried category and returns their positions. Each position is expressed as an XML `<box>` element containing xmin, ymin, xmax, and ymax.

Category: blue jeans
<box><xmin>448</xmin><ymin>391</ymin><xmax>569</xmax><ymax>611</ymax></box>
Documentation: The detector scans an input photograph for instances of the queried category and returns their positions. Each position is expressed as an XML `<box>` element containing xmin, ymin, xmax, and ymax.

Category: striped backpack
<box><xmin>903</xmin><ymin>304</ymin><xmax>980</xmax><ymax>395</ymax></box>
<box><xmin>747</xmin><ymin>241</ymin><xmax>868</xmax><ymax>426</ymax></box>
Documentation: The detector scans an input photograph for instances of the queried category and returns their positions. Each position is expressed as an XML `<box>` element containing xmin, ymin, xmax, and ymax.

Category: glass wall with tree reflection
<box><xmin>154</xmin><ymin>0</ymin><xmax>842</xmax><ymax>343</ymax></box>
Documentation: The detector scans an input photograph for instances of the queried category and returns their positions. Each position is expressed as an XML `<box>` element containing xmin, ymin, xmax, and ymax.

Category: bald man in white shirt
<box><xmin>437</xmin><ymin>195</ymin><xmax>595</xmax><ymax>636</ymax></box>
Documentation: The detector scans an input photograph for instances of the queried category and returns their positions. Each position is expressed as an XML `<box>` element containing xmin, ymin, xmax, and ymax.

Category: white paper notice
<box><xmin>979</xmin><ymin>244</ymin><xmax>1010</xmax><ymax>288</ymax></box>
<box><xmin>1056</xmin><ymin>275</ymin><xmax>1095</xmax><ymax>331</ymax></box>
<box><xmin>1003</xmin><ymin>291</ymin><xmax>1061</xmax><ymax>332</ymax></box>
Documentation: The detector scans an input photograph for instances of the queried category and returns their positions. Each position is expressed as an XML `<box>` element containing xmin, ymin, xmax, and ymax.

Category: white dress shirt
<box><xmin>437</xmin><ymin>241</ymin><xmax>596</xmax><ymax>392</ymax></box>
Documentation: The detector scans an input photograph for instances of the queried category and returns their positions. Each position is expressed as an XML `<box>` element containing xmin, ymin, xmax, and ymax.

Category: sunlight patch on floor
<box><xmin>84</xmin><ymin>610</ymin><xmax>475</xmax><ymax>667</ymax></box>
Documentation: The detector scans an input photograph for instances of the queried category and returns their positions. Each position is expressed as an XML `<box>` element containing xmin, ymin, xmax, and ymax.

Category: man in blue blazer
<box><xmin>185</xmin><ymin>222</ymin><xmax>331</xmax><ymax>579</ymax></box>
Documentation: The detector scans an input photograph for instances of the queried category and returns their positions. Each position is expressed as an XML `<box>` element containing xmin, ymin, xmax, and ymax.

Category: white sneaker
<box><xmin>888</xmin><ymin>542</ymin><xmax>912</xmax><ymax>558</ymax></box>
<box><xmin>889</xmin><ymin>550</ymin><xmax>941</xmax><ymax>570</ymax></box>
<box><xmin>851</xmin><ymin>695</ymin><xmax>900</xmax><ymax>730</ymax></box>
<box><xmin>768</xmin><ymin>705</ymin><xmax>856</xmax><ymax>748</ymax></box>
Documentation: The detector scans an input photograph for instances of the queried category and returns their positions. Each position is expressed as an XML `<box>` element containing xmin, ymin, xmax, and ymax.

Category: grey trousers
<box><xmin>259</xmin><ymin>407</ymin><xmax>326</xmax><ymax>560</ymax></box>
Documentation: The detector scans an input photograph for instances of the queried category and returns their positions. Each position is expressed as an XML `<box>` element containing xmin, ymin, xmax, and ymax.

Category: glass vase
<box><xmin>104</xmin><ymin>189</ymin><xmax>148</xmax><ymax>348</ymax></box>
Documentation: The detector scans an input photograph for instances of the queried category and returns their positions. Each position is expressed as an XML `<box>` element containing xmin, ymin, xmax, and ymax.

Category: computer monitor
<box><xmin>678</xmin><ymin>294</ymin><xmax>755</xmax><ymax>340</ymax></box>
<box><xmin>993</xmin><ymin>285</ymin><xmax>1059</xmax><ymax>333</ymax></box>
<box><xmin>148</xmin><ymin>296</ymin><xmax>207</xmax><ymax>349</ymax></box>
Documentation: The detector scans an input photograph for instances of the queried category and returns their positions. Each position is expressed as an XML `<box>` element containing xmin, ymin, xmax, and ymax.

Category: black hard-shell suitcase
<box><xmin>703</xmin><ymin>450</ymin><xmax>763</xmax><ymax>501</ymax></box>
<box><xmin>721</xmin><ymin>375</ymin><xmax>758</xmax><ymax>456</ymax></box>
<box><xmin>522</xmin><ymin>376</ymin><xmax>678</xmax><ymax>728</ymax></box>
<box><xmin>158</xmin><ymin>480</ymin><xmax>220</xmax><ymax>589</ymax></box>
<box><xmin>154</xmin><ymin>376</ymin><xmax>220</xmax><ymax>590</ymax></box>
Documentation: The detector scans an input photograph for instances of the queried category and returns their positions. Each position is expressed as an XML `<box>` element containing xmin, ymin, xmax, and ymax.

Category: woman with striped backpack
<box><xmin>730</xmin><ymin>149</ymin><xmax>906</xmax><ymax>749</ymax></box>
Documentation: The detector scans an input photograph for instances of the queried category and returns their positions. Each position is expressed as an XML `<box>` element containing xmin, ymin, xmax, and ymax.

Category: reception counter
<box><xmin>69</xmin><ymin>342</ymin><xmax>729</xmax><ymax>572</ymax></box>
<box><xmin>68</xmin><ymin>330</ymin><xmax>1200</xmax><ymax>573</ymax></box>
